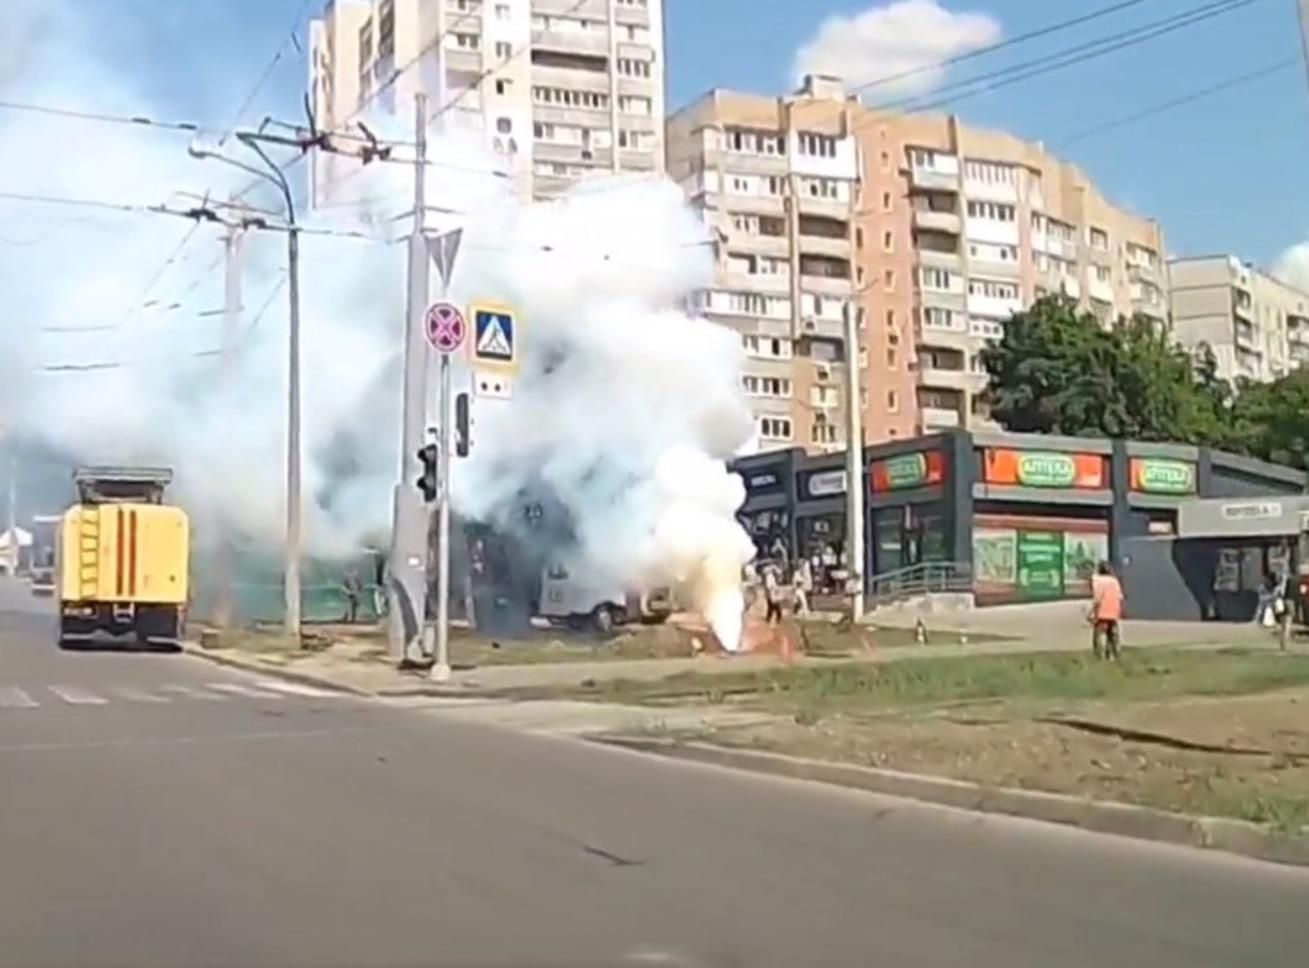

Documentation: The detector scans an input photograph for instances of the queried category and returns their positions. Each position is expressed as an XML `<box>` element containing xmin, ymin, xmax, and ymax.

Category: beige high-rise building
<box><xmin>1169</xmin><ymin>255</ymin><xmax>1309</xmax><ymax>383</ymax></box>
<box><xmin>307</xmin><ymin>0</ymin><xmax>665</xmax><ymax>206</ymax></box>
<box><xmin>665</xmin><ymin>86</ymin><xmax>1170</xmax><ymax>453</ymax></box>
<box><xmin>666</xmin><ymin>76</ymin><xmax>861</xmax><ymax>455</ymax></box>
<box><xmin>857</xmin><ymin>114</ymin><xmax>1168</xmax><ymax>438</ymax></box>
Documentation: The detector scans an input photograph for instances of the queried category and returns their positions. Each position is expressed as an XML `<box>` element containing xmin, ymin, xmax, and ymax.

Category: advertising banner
<box><xmin>1130</xmin><ymin>458</ymin><xmax>1197</xmax><ymax>495</ymax></box>
<box><xmin>870</xmin><ymin>450</ymin><xmax>945</xmax><ymax>492</ymax></box>
<box><xmin>983</xmin><ymin>449</ymin><xmax>1106</xmax><ymax>489</ymax></box>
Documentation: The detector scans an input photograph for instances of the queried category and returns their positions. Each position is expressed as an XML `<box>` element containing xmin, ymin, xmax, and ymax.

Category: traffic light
<box><xmin>416</xmin><ymin>443</ymin><xmax>438</xmax><ymax>503</ymax></box>
<box><xmin>454</xmin><ymin>392</ymin><xmax>471</xmax><ymax>458</ymax></box>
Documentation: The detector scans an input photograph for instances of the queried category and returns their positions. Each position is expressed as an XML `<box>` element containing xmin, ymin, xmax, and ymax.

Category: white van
<box><xmin>538</xmin><ymin>561</ymin><xmax>673</xmax><ymax>632</ymax></box>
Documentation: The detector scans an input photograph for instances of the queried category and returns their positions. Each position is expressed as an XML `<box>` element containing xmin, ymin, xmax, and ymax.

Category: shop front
<box><xmin>971</xmin><ymin>438</ymin><xmax>1113</xmax><ymax>604</ymax></box>
<box><xmin>866</xmin><ymin>441</ymin><xmax>956</xmax><ymax>579</ymax></box>
<box><xmin>734</xmin><ymin>449</ymin><xmax>799</xmax><ymax>565</ymax></box>
<box><xmin>794</xmin><ymin>462</ymin><xmax>851</xmax><ymax>595</ymax></box>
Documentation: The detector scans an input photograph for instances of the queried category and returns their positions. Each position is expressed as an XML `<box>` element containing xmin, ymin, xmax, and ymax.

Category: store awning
<box><xmin>1176</xmin><ymin>496</ymin><xmax>1309</xmax><ymax>539</ymax></box>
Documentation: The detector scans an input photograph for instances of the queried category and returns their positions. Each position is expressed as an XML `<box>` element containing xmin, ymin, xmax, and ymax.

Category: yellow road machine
<box><xmin>56</xmin><ymin>467</ymin><xmax>189</xmax><ymax>648</ymax></box>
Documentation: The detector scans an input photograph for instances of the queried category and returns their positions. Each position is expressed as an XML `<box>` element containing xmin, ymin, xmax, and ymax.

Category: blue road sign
<box><xmin>472</xmin><ymin>306</ymin><xmax>515</xmax><ymax>365</ymax></box>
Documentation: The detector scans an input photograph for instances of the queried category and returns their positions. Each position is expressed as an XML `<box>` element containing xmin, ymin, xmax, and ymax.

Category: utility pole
<box><xmin>5</xmin><ymin>449</ymin><xmax>17</xmax><ymax>578</ymax></box>
<box><xmin>1298</xmin><ymin>1</ymin><xmax>1309</xmax><ymax>98</ymax></box>
<box><xmin>431</xmin><ymin>306</ymin><xmax>454</xmax><ymax>682</ymax></box>
<box><xmin>214</xmin><ymin>210</ymin><xmax>244</xmax><ymax>629</ymax></box>
<box><xmin>389</xmin><ymin>92</ymin><xmax>433</xmax><ymax>663</ymax></box>
<box><xmin>843</xmin><ymin>302</ymin><xmax>865</xmax><ymax>623</ymax></box>
<box><xmin>607</xmin><ymin>0</ymin><xmax>621</xmax><ymax>172</ymax></box>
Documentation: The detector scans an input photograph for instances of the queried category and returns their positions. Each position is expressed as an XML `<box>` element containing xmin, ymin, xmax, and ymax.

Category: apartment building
<box><xmin>666</xmin><ymin>75</ymin><xmax>861</xmax><ymax>455</ymax></box>
<box><xmin>307</xmin><ymin>0</ymin><xmax>665</xmax><ymax>206</ymax></box>
<box><xmin>856</xmin><ymin>114</ymin><xmax>1168</xmax><ymax>437</ymax></box>
<box><xmin>1169</xmin><ymin>255</ymin><xmax>1309</xmax><ymax>384</ymax></box>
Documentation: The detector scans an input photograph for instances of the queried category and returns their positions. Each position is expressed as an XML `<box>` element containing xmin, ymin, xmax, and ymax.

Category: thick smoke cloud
<box><xmin>1</xmin><ymin>3</ymin><xmax>757</xmax><ymax>645</ymax></box>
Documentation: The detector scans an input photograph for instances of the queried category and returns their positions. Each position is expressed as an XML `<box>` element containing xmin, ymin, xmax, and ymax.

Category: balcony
<box><xmin>720</xmin><ymin>270</ymin><xmax>791</xmax><ymax>296</ymax></box>
<box><xmin>921</xmin><ymin>406</ymin><xmax>962</xmax><ymax>430</ymax></box>
<box><xmin>967</xmin><ymin>293</ymin><xmax>1023</xmax><ymax>319</ymax></box>
<box><xmin>728</xmin><ymin>232</ymin><xmax>790</xmax><ymax>259</ymax></box>
<box><xmin>711</xmin><ymin>150</ymin><xmax>789</xmax><ymax>176</ymax></box>
<box><xmin>920</xmin><ymin>288</ymin><xmax>967</xmax><ymax>313</ymax></box>
<box><xmin>968</xmin><ymin>255</ymin><xmax>1021</xmax><ymax>280</ymax></box>
<box><xmin>534</xmin><ymin>0</ymin><xmax>609</xmax><ymax>15</ymax></box>
<box><xmin>795</xmin><ymin>195</ymin><xmax>850</xmax><ymax>220</ymax></box>
<box><xmin>531</xmin><ymin>28</ymin><xmax>609</xmax><ymax>55</ymax></box>
<box><xmin>715</xmin><ymin>193</ymin><xmax>786</xmax><ymax>218</ymax></box>
<box><xmin>912</xmin><ymin>209</ymin><xmax>961</xmax><ymax>234</ymax></box>
<box><xmin>917</xmin><ymin>248</ymin><xmax>964</xmax><ymax>272</ymax></box>
<box><xmin>800</xmin><ymin>274</ymin><xmax>853</xmax><ymax>298</ymax></box>
<box><xmin>919</xmin><ymin>366</ymin><xmax>982</xmax><ymax>394</ymax></box>
<box><xmin>1088</xmin><ymin>278</ymin><xmax>1115</xmax><ymax>304</ymax></box>
<box><xmin>798</xmin><ymin>234</ymin><xmax>849</xmax><ymax>259</ymax></box>
<box><xmin>908</xmin><ymin>167</ymin><xmax>959</xmax><ymax>192</ymax></box>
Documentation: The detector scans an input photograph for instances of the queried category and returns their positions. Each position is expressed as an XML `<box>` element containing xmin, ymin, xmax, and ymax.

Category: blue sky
<box><xmin>36</xmin><ymin>1</ymin><xmax>1309</xmax><ymax>268</ymax></box>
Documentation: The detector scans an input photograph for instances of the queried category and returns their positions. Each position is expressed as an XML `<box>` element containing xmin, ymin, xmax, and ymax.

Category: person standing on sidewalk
<box><xmin>1089</xmin><ymin>561</ymin><xmax>1124</xmax><ymax>660</ymax></box>
<box><xmin>792</xmin><ymin>558</ymin><xmax>813</xmax><ymax>617</ymax></box>
<box><xmin>762</xmin><ymin>563</ymin><xmax>784</xmax><ymax>626</ymax></box>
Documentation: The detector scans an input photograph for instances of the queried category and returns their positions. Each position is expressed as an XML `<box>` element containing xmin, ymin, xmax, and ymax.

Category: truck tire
<box><xmin>591</xmin><ymin>605</ymin><xmax>617</xmax><ymax>634</ymax></box>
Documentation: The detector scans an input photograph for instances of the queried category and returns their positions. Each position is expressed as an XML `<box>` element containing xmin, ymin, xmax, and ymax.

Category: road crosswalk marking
<box><xmin>0</xmin><ymin>687</ymin><xmax>38</xmax><ymax>709</ymax></box>
<box><xmin>0</xmin><ymin>680</ymin><xmax>347</xmax><ymax>710</ymax></box>
<box><xmin>47</xmin><ymin>685</ymin><xmax>109</xmax><ymax>705</ymax></box>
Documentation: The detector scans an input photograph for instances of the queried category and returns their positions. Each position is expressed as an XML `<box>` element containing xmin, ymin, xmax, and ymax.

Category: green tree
<box><xmin>980</xmin><ymin>296</ymin><xmax>1234</xmax><ymax>446</ymax></box>
<box><xmin>1230</xmin><ymin>368</ymin><xmax>1309</xmax><ymax>469</ymax></box>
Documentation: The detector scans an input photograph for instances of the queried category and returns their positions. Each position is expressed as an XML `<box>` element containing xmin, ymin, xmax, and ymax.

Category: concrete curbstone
<box><xmin>181</xmin><ymin>644</ymin><xmax>374</xmax><ymax>698</ymax></box>
<box><xmin>597</xmin><ymin>737</ymin><xmax>1309</xmax><ymax>868</ymax></box>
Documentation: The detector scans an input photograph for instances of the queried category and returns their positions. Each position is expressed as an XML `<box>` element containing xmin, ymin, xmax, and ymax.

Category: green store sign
<box><xmin>1133</xmin><ymin>458</ymin><xmax>1196</xmax><ymax>495</ymax></box>
<box><xmin>883</xmin><ymin>453</ymin><xmax>928</xmax><ymax>489</ymax></box>
<box><xmin>1016</xmin><ymin>453</ymin><xmax>1077</xmax><ymax>488</ymax></box>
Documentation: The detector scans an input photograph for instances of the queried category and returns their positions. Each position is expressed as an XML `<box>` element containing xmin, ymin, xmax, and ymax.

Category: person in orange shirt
<box><xmin>1090</xmin><ymin>561</ymin><xmax>1125</xmax><ymax>660</ymax></box>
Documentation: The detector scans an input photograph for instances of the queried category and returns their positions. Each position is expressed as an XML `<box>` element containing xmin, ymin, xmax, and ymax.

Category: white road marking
<box><xmin>157</xmin><ymin>684</ymin><xmax>226</xmax><ymax>701</ymax></box>
<box><xmin>0</xmin><ymin>687</ymin><xmax>39</xmax><ymax>709</ymax></box>
<box><xmin>109</xmin><ymin>686</ymin><xmax>172</xmax><ymax>704</ymax></box>
<box><xmin>252</xmin><ymin>679</ymin><xmax>339</xmax><ymax>698</ymax></box>
<box><xmin>206</xmin><ymin>682</ymin><xmax>284</xmax><ymax>699</ymax></box>
<box><xmin>47</xmin><ymin>685</ymin><xmax>108</xmax><ymax>706</ymax></box>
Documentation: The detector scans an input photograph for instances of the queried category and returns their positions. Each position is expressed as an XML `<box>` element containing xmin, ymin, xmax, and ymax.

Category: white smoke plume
<box><xmin>0</xmin><ymin>1</ymin><xmax>758</xmax><ymax>645</ymax></box>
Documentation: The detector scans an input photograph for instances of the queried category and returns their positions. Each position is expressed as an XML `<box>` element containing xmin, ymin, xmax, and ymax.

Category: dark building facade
<box><xmin>732</xmin><ymin>431</ymin><xmax>1307</xmax><ymax>621</ymax></box>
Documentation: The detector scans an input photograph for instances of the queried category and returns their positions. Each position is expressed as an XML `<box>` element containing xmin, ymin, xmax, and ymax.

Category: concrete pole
<box><xmin>430</xmin><ymin>350</ymin><xmax>453</xmax><ymax>682</ymax></box>
<box><xmin>608</xmin><ymin>0</ymin><xmax>621</xmax><ymax>171</ymax></box>
<box><xmin>1298</xmin><ymin>1</ymin><xmax>1309</xmax><ymax>99</ymax></box>
<box><xmin>285</xmin><ymin>222</ymin><xmax>303</xmax><ymax>639</ymax></box>
<box><xmin>214</xmin><ymin>215</ymin><xmax>243</xmax><ymax>629</ymax></box>
<box><xmin>844</xmin><ymin>303</ymin><xmax>865</xmax><ymax>623</ymax></box>
<box><xmin>5</xmin><ymin>450</ymin><xmax>17</xmax><ymax>577</ymax></box>
<box><xmin>388</xmin><ymin>91</ymin><xmax>432</xmax><ymax>662</ymax></box>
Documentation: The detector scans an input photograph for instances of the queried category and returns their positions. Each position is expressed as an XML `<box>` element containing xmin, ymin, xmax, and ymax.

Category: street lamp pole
<box><xmin>190</xmin><ymin>138</ymin><xmax>303</xmax><ymax>640</ymax></box>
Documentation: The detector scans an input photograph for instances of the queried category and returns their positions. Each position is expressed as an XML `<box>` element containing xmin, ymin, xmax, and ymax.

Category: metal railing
<box><xmin>866</xmin><ymin>561</ymin><xmax>973</xmax><ymax>606</ymax></box>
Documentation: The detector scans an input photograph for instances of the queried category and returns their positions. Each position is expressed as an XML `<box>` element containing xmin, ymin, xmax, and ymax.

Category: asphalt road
<box><xmin>2</xmin><ymin>578</ymin><xmax>1307</xmax><ymax>967</ymax></box>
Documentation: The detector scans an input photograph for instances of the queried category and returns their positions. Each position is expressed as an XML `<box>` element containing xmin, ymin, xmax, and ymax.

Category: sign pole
<box><xmin>432</xmin><ymin>349</ymin><xmax>454</xmax><ymax>682</ymax></box>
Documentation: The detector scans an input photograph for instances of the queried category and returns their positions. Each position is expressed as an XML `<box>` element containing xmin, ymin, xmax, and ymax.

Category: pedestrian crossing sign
<box><xmin>468</xmin><ymin>302</ymin><xmax>518</xmax><ymax>373</ymax></box>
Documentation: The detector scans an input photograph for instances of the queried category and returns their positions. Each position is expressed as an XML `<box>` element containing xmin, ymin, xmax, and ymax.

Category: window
<box><xmin>886</xmin><ymin>348</ymin><xmax>898</xmax><ymax>368</ymax></box>
<box><xmin>882</xmin><ymin>230</ymin><xmax>893</xmax><ymax>251</ymax></box>
<box><xmin>617</xmin><ymin>58</ymin><xmax>651</xmax><ymax>78</ymax></box>
<box><xmin>742</xmin><ymin>376</ymin><xmax>793</xmax><ymax>398</ymax></box>
<box><xmin>1094</xmin><ymin>265</ymin><xmax>1112</xmax><ymax>283</ymax></box>
<box><xmin>963</xmin><ymin>159</ymin><xmax>1017</xmax><ymax>184</ymax></box>
<box><xmin>493</xmin><ymin>40</ymin><xmax>511</xmax><ymax>57</ymax></box>
<box><xmin>532</xmin><ymin>86</ymin><xmax>609</xmax><ymax>109</ymax></box>
<box><xmin>880</xmin><ymin>150</ymin><xmax>891</xmax><ymax>171</ymax></box>
<box><xmin>358</xmin><ymin>19</ymin><xmax>373</xmax><ymax>68</ymax></box>
<box><xmin>495</xmin><ymin>2</ymin><xmax>510</xmax><ymax>18</ymax></box>
<box><xmin>742</xmin><ymin>335</ymin><xmax>793</xmax><ymax>359</ymax></box>
<box><xmin>885</xmin><ymin>309</ymin><xmax>896</xmax><ymax>328</ymax></box>
<box><xmin>920</xmin><ymin>267</ymin><xmax>955</xmax><ymax>290</ymax></box>
<box><xmin>798</xmin><ymin>132</ymin><xmax>837</xmax><ymax>157</ymax></box>
<box><xmin>968</xmin><ymin>278</ymin><xmax>1019</xmax><ymax>300</ymax></box>
<box><xmin>923</xmin><ymin>307</ymin><xmax>956</xmax><ymax>329</ymax></box>
<box><xmin>494</xmin><ymin>78</ymin><xmax>508</xmax><ymax>95</ymax></box>
<box><xmin>965</xmin><ymin>200</ymin><xmax>1016</xmax><ymax>221</ymax></box>
<box><xmin>811</xmin><ymin>421</ymin><xmax>839</xmax><ymax>445</ymax></box>
<box><xmin>454</xmin><ymin>33</ymin><xmax>481</xmax><ymax>50</ymax></box>
<box><xmin>1089</xmin><ymin>227</ymin><xmax>1109</xmax><ymax>250</ymax></box>
<box><xmin>728</xmin><ymin>128</ymin><xmax>784</xmax><ymax>155</ymax></box>
<box><xmin>968</xmin><ymin>242</ymin><xmax>1019</xmax><ymax>262</ymax></box>
<box><xmin>884</xmin><ymin>269</ymin><xmax>895</xmax><ymax>290</ymax></box>
<box><xmin>887</xmin><ymin>390</ymin><xmax>900</xmax><ymax>413</ymax></box>
<box><xmin>619</xmin><ymin>95</ymin><xmax>652</xmax><ymax>116</ymax></box>
<box><xmin>496</xmin><ymin>117</ymin><xmax>512</xmax><ymax>134</ymax></box>
<box><xmin>855</xmin><ymin>227</ymin><xmax>864</xmax><ymax>249</ymax></box>
<box><xmin>881</xmin><ymin>190</ymin><xmax>893</xmax><ymax>212</ymax></box>
<box><xmin>805</xmin><ymin>177</ymin><xmax>839</xmax><ymax>198</ymax></box>
<box><xmin>378</xmin><ymin>0</ymin><xmax>395</xmax><ymax>58</ymax></box>
<box><xmin>758</xmin><ymin>416</ymin><xmax>793</xmax><ymax>441</ymax></box>
<box><xmin>811</xmin><ymin>385</ymin><xmax>839</xmax><ymax>408</ymax></box>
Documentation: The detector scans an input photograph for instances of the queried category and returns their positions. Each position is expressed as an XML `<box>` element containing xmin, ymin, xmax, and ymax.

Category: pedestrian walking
<box><xmin>763</xmin><ymin>563</ymin><xmax>784</xmax><ymax>626</ymax></box>
<box><xmin>793</xmin><ymin>558</ymin><xmax>813</xmax><ymax>617</ymax></box>
<box><xmin>1089</xmin><ymin>561</ymin><xmax>1124</xmax><ymax>660</ymax></box>
<box><xmin>342</xmin><ymin>569</ymin><xmax>363</xmax><ymax>624</ymax></box>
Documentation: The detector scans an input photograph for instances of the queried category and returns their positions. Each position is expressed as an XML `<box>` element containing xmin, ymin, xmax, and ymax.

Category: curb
<box><xmin>596</xmin><ymin>737</ymin><xmax>1309</xmax><ymax>869</ymax></box>
<box><xmin>181</xmin><ymin>644</ymin><xmax>375</xmax><ymax>698</ymax></box>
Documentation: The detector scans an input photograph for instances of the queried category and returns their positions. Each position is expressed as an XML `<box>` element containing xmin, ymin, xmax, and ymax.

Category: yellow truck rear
<box><xmin>56</xmin><ymin>467</ymin><xmax>189</xmax><ymax>648</ymax></box>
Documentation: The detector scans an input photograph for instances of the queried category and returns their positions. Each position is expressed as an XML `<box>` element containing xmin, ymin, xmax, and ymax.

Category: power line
<box><xmin>866</xmin><ymin>0</ymin><xmax>1257</xmax><ymax>120</ymax></box>
<box><xmin>851</xmin><ymin>0</ymin><xmax>1155</xmax><ymax>98</ymax></box>
<box><xmin>1054</xmin><ymin>57</ymin><xmax>1298</xmax><ymax>146</ymax></box>
<box><xmin>218</xmin><ymin>0</ymin><xmax>317</xmax><ymax>146</ymax></box>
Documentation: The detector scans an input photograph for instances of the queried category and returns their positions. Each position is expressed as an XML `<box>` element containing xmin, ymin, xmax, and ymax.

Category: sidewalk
<box><xmin>186</xmin><ymin>612</ymin><xmax>1281</xmax><ymax>700</ymax></box>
